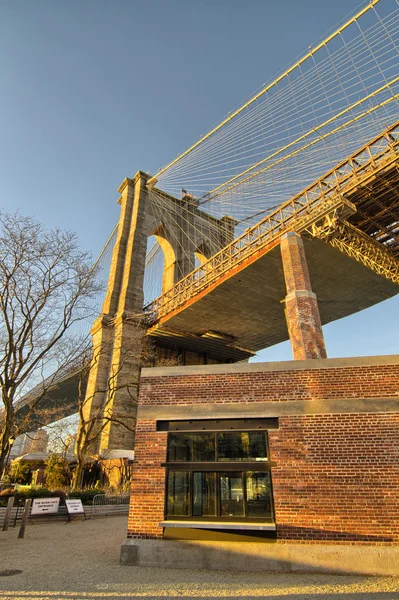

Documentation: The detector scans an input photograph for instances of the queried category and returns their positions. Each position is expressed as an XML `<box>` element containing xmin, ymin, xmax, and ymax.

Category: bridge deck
<box><xmin>148</xmin><ymin>236</ymin><xmax>398</xmax><ymax>356</ymax></box>
<box><xmin>14</xmin><ymin>124</ymin><xmax>399</xmax><ymax>420</ymax></box>
<box><xmin>148</xmin><ymin>123</ymin><xmax>399</xmax><ymax>357</ymax></box>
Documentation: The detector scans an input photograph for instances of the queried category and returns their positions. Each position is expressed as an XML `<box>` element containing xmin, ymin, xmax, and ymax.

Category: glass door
<box><xmin>219</xmin><ymin>472</ymin><xmax>244</xmax><ymax>517</ymax></box>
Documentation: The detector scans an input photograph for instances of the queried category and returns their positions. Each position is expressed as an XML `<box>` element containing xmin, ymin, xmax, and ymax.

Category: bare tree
<box><xmin>71</xmin><ymin>331</ymin><xmax>184</xmax><ymax>490</ymax></box>
<box><xmin>45</xmin><ymin>414</ymin><xmax>79</xmax><ymax>456</ymax></box>
<box><xmin>0</xmin><ymin>212</ymin><xmax>100</xmax><ymax>474</ymax></box>
<box><xmin>71</xmin><ymin>327</ymin><xmax>150</xmax><ymax>490</ymax></box>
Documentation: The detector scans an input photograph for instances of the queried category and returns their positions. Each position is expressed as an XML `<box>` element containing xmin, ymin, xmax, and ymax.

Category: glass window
<box><xmin>165</xmin><ymin>429</ymin><xmax>273</xmax><ymax>522</ymax></box>
<box><xmin>166</xmin><ymin>471</ymin><xmax>190</xmax><ymax>516</ymax></box>
<box><xmin>168</xmin><ymin>433</ymin><xmax>215</xmax><ymax>462</ymax></box>
<box><xmin>217</xmin><ymin>432</ymin><xmax>267</xmax><ymax>461</ymax></box>
<box><xmin>220</xmin><ymin>472</ymin><xmax>244</xmax><ymax>517</ymax></box>
<box><xmin>193</xmin><ymin>472</ymin><xmax>216</xmax><ymax>517</ymax></box>
<box><xmin>168</xmin><ymin>431</ymin><xmax>268</xmax><ymax>462</ymax></box>
<box><xmin>246</xmin><ymin>472</ymin><xmax>272</xmax><ymax>518</ymax></box>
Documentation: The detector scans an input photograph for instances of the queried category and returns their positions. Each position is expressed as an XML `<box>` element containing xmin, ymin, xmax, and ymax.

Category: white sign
<box><xmin>66</xmin><ymin>499</ymin><xmax>84</xmax><ymax>514</ymax></box>
<box><xmin>31</xmin><ymin>498</ymin><xmax>60</xmax><ymax>515</ymax></box>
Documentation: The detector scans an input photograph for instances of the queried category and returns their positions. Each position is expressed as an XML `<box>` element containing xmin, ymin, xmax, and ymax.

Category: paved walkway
<box><xmin>0</xmin><ymin>516</ymin><xmax>398</xmax><ymax>599</ymax></box>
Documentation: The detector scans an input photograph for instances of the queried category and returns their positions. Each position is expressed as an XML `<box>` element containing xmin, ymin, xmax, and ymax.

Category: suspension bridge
<box><xmin>16</xmin><ymin>0</ymin><xmax>399</xmax><ymax>452</ymax></box>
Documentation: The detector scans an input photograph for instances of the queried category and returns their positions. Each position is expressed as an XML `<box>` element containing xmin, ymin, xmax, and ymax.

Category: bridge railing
<box><xmin>145</xmin><ymin>121</ymin><xmax>399</xmax><ymax>323</ymax></box>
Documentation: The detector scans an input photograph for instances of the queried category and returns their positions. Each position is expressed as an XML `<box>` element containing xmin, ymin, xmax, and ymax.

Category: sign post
<box><xmin>65</xmin><ymin>499</ymin><xmax>86</xmax><ymax>521</ymax></box>
<box><xmin>18</xmin><ymin>499</ymin><xmax>32</xmax><ymax>539</ymax></box>
<box><xmin>2</xmin><ymin>496</ymin><xmax>14</xmax><ymax>531</ymax></box>
<box><xmin>31</xmin><ymin>498</ymin><xmax>60</xmax><ymax>516</ymax></box>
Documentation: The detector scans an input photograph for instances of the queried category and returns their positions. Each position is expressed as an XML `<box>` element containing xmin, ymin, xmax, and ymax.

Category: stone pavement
<box><xmin>0</xmin><ymin>516</ymin><xmax>398</xmax><ymax>599</ymax></box>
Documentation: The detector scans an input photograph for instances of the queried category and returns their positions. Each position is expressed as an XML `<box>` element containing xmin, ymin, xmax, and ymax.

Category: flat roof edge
<box><xmin>141</xmin><ymin>354</ymin><xmax>399</xmax><ymax>378</ymax></box>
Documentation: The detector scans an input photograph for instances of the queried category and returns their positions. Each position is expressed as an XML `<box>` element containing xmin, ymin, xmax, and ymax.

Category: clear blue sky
<box><xmin>1</xmin><ymin>0</ymin><xmax>398</xmax><ymax>361</ymax></box>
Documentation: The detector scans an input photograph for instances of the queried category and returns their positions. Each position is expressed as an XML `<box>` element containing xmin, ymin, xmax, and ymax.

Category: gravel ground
<box><xmin>0</xmin><ymin>516</ymin><xmax>398</xmax><ymax>600</ymax></box>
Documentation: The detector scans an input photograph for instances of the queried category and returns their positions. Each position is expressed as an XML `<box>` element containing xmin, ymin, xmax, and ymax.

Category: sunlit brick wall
<box><xmin>127</xmin><ymin>359</ymin><xmax>399</xmax><ymax>544</ymax></box>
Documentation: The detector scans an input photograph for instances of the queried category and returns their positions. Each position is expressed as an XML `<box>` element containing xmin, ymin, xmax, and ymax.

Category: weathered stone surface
<box><xmin>281</xmin><ymin>232</ymin><xmax>327</xmax><ymax>359</ymax></box>
<box><xmin>82</xmin><ymin>172</ymin><xmax>238</xmax><ymax>455</ymax></box>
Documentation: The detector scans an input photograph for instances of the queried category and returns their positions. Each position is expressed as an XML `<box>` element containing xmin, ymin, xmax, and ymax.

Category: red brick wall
<box><xmin>139</xmin><ymin>364</ymin><xmax>399</xmax><ymax>405</ymax></box>
<box><xmin>128</xmin><ymin>420</ymin><xmax>166</xmax><ymax>539</ymax></box>
<box><xmin>128</xmin><ymin>361</ymin><xmax>399</xmax><ymax>543</ymax></box>
<box><xmin>270</xmin><ymin>413</ymin><xmax>399</xmax><ymax>544</ymax></box>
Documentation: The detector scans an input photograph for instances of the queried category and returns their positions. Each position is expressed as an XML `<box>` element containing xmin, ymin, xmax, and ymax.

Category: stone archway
<box><xmin>152</xmin><ymin>226</ymin><xmax>177</xmax><ymax>295</ymax></box>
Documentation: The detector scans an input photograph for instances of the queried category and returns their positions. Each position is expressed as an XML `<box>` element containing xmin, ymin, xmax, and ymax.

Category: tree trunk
<box><xmin>0</xmin><ymin>449</ymin><xmax>8</xmax><ymax>478</ymax></box>
<box><xmin>71</xmin><ymin>459</ymin><xmax>85</xmax><ymax>491</ymax></box>
<box><xmin>0</xmin><ymin>418</ymin><xmax>13</xmax><ymax>477</ymax></box>
<box><xmin>0</xmin><ymin>392</ymin><xmax>15</xmax><ymax>478</ymax></box>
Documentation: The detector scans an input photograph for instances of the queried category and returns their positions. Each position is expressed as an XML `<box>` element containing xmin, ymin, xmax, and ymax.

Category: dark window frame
<box><xmin>166</xmin><ymin>430</ymin><xmax>271</xmax><ymax>463</ymax></box>
<box><xmin>163</xmin><ymin>427</ymin><xmax>275</xmax><ymax>523</ymax></box>
<box><xmin>157</xmin><ymin>417</ymin><xmax>279</xmax><ymax>432</ymax></box>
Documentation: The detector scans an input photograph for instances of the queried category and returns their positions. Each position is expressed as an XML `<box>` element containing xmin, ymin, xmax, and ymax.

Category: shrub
<box><xmin>8</xmin><ymin>461</ymin><xmax>31</xmax><ymax>484</ymax></box>
<box><xmin>0</xmin><ymin>485</ymin><xmax>106</xmax><ymax>506</ymax></box>
<box><xmin>0</xmin><ymin>488</ymin><xmax>15</xmax><ymax>501</ymax></box>
<box><xmin>0</xmin><ymin>486</ymin><xmax>66</xmax><ymax>506</ymax></box>
<box><xmin>17</xmin><ymin>488</ymin><xmax>66</xmax><ymax>499</ymax></box>
<box><xmin>68</xmin><ymin>489</ymin><xmax>105</xmax><ymax>505</ymax></box>
<box><xmin>44</xmin><ymin>454</ymin><xmax>70</xmax><ymax>490</ymax></box>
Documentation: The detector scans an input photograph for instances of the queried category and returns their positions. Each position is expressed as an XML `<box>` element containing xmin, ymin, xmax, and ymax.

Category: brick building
<box><xmin>121</xmin><ymin>355</ymin><xmax>399</xmax><ymax>574</ymax></box>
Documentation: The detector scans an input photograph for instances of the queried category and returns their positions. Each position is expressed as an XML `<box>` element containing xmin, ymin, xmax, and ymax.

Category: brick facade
<box><xmin>127</xmin><ymin>420</ymin><xmax>166</xmax><ymax>539</ymax></box>
<box><xmin>127</xmin><ymin>357</ymin><xmax>399</xmax><ymax>544</ymax></box>
<box><xmin>270</xmin><ymin>413</ymin><xmax>399</xmax><ymax>543</ymax></box>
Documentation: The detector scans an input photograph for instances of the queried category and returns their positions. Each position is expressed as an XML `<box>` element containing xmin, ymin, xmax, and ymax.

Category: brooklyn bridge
<box><xmin>16</xmin><ymin>0</ymin><xmax>399</xmax><ymax>456</ymax></box>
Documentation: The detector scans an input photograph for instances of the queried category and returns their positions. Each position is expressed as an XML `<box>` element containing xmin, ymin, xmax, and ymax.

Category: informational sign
<box><xmin>31</xmin><ymin>498</ymin><xmax>60</xmax><ymax>515</ymax></box>
<box><xmin>65</xmin><ymin>499</ymin><xmax>84</xmax><ymax>514</ymax></box>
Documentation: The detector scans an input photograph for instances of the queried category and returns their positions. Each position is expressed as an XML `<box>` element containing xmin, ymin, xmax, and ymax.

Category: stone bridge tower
<box><xmin>81</xmin><ymin>172</ymin><xmax>237</xmax><ymax>457</ymax></box>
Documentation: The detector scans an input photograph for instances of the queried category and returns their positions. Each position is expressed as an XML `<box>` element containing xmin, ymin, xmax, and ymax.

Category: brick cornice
<box><xmin>141</xmin><ymin>354</ymin><xmax>399</xmax><ymax>378</ymax></box>
<box><xmin>138</xmin><ymin>396</ymin><xmax>399</xmax><ymax>419</ymax></box>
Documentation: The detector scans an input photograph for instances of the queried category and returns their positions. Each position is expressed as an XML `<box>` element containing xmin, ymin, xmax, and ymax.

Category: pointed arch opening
<box><xmin>195</xmin><ymin>241</ymin><xmax>213</xmax><ymax>270</ymax></box>
<box><xmin>143</xmin><ymin>225</ymin><xmax>177</xmax><ymax>306</ymax></box>
<box><xmin>154</xmin><ymin>228</ymin><xmax>176</xmax><ymax>295</ymax></box>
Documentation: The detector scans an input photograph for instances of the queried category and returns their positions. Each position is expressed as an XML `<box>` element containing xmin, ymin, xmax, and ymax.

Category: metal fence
<box><xmin>91</xmin><ymin>493</ymin><xmax>130</xmax><ymax>518</ymax></box>
<box><xmin>1</xmin><ymin>493</ymin><xmax>130</xmax><ymax>527</ymax></box>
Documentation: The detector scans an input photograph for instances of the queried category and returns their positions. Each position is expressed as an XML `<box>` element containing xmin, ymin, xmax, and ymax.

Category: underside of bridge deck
<box><xmin>30</xmin><ymin>226</ymin><xmax>398</xmax><ymax>425</ymax></box>
<box><xmin>148</xmin><ymin>153</ymin><xmax>399</xmax><ymax>359</ymax></box>
<box><xmin>148</xmin><ymin>236</ymin><xmax>398</xmax><ymax>357</ymax></box>
<box><xmin>346</xmin><ymin>164</ymin><xmax>399</xmax><ymax>256</ymax></box>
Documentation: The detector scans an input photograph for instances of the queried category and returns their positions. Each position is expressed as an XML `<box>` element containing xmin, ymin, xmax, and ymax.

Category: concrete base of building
<box><xmin>120</xmin><ymin>539</ymin><xmax>399</xmax><ymax>576</ymax></box>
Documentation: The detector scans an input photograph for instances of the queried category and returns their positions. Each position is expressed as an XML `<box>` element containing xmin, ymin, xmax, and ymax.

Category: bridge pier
<box><xmin>97</xmin><ymin>312</ymin><xmax>144</xmax><ymax>454</ymax></box>
<box><xmin>281</xmin><ymin>232</ymin><xmax>327</xmax><ymax>360</ymax></box>
<box><xmin>81</xmin><ymin>173</ymin><xmax>149</xmax><ymax>458</ymax></box>
<box><xmin>80</xmin><ymin>172</ymin><xmax>238</xmax><ymax>459</ymax></box>
<box><xmin>80</xmin><ymin>315</ymin><xmax>114</xmax><ymax>454</ymax></box>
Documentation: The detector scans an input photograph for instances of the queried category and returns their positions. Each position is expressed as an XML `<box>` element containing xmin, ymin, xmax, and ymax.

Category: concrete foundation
<box><xmin>120</xmin><ymin>539</ymin><xmax>399</xmax><ymax>575</ymax></box>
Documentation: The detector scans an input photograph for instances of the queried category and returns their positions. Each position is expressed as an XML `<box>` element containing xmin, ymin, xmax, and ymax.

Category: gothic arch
<box><xmin>151</xmin><ymin>225</ymin><xmax>176</xmax><ymax>295</ymax></box>
<box><xmin>195</xmin><ymin>241</ymin><xmax>213</xmax><ymax>266</ymax></box>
